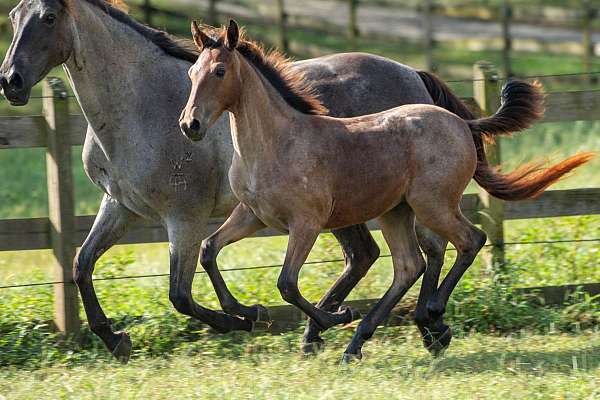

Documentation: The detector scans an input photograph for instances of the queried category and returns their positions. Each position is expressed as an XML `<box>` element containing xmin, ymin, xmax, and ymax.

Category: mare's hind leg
<box><xmin>344</xmin><ymin>203</ymin><xmax>425</xmax><ymax>361</ymax></box>
<box><xmin>301</xmin><ymin>224</ymin><xmax>380</xmax><ymax>353</ymax></box>
<box><xmin>200</xmin><ymin>203</ymin><xmax>270</xmax><ymax>325</ymax></box>
<box><xmin>74</xmin><ymin>195</ymin><xmax>139</xmax><ymax>362</ymax></box>
<box><xmin>167</xmin><ymin>218</ymin><xmax>254</xmax><ymax>334</ymax></box>
<box><xmin>413</xmin><ymin>224</ymin><xmax>452</xmax><ymax>356</ymax></box>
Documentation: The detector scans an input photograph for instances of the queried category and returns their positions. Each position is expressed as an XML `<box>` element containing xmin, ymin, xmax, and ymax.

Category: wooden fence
<box><xmin>1</xmin><ymin>64</ymin><xmax>599</xmax><ymax>338</ymax></box>
<box><xmin>131</xmin><ymin>0</ymin><xmax>600</xmax><ymax>76</ymax></box>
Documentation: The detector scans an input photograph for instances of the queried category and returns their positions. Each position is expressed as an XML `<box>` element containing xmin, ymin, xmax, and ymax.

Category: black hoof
<box><xmin>341</xmin><ymin>351</ymin><xmax>363</xmax><ymax>364</ymax></box>
<box><xmin>301</xmin><ymin>338</ymin><xmax>324</xmax><ymax>355</ymax></box>
<box><xmin>423</xmin><ymin>326</ymin><xmax>452</xmax><ymax>357</ymax></box>
<box><xmin>111</xmin><ymin>331</ymin><xmax>132</xmax><ymax>364</ymax></box>
<box><xmin>340</xmin><ymin>306</ymin><xmax>361</xmax><ymax>323</ymax></box>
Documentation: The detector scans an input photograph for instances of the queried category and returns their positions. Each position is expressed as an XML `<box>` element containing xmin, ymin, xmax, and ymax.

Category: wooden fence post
<box><xmin>582</xmin><ymin>0</ymin><xmax>597</xmax><ymax>84</ymax></box>
<box><xmin>143</xmin><ymin>0</ymin><xmax>152</xmax><ymax>26</ymax></box>
<box><xmin>473</xmin><ymin>63</ymin><xmax>505</xmax><ymax>273</ymax></box>
<box><xmin>208</xmin><ymin>0</ymin><xmax>218</xmax><ymax>26</ymax></box>
<box><xmin>43</xmin><ymin>77</ymin><xmax>80</xmax><ymax>339</ymax></box>
<box><xmin>276</xmin><ymin>0</ymin><xmax>289</xmax><ymax>53</ymax></box>
<box><xmin>423</xmin><ymin>0</ymin><xmax>435</xmax><ymax>72</ymax></box>
<box><xmin>348</xmin><ymin>0</ymin><xmax>359</xmax><ymax>50</ymax></box>
<box><xmin>501</xmin><ymin>1</ymin><xmax>512</xmax><ymax>78</ymax></box>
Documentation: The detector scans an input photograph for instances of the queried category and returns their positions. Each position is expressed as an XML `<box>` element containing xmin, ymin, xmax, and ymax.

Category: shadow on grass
<box><xmin>414</xmin><ymin>345</ymin><xmax>600</xmax><ymax>374</ymax></box>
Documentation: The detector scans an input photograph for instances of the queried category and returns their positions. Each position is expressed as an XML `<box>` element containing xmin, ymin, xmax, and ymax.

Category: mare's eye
<box><xmin>44</xmin><ymin>13</ymin><xmax>56</xmax><ymax>25</ymax></box>
<box><xmin>215</xmin><ymin>67</ymin><xmax>226</xmax><ymax>78</ymax></box>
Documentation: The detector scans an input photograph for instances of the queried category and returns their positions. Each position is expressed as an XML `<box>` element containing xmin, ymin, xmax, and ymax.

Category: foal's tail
<box><xmin>418</xmin><ymin>71</ymin><xmax>595</xmax><ymax>201</ymax></box>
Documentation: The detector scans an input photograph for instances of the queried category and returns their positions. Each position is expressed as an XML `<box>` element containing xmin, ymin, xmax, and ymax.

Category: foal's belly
<box><xmin>324</xmin><ymin>181</ymin><xmax>408</xmax><ymax>229</ymax></box>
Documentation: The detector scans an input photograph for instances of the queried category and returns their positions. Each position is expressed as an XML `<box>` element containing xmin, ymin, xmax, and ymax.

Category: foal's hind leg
<box><xmin>410</xmin><ymin>203</ymin><xmax>487</xmax><ymax>334</ymax></box>
<box><xmin>344</xmin><ymin>204</ymin><xmax>425</xmax><ymax>361</ymax></box>
<box><xmin>301</xmin><ymin>224</ymin><xmax>380</xmax><ymax>353</ymax></box>
<box><xmin>74</xmin><ymin>195</ymin><xmax>138</xmax><ymax>362</ymax></box>
<box><xmin>413</xmin><ymin>225</ymin><xmax>452</xmax><ymax>356</ymax></box>
<box><xmin>199</xmin><ymin>203</ymin><xmax>271</xmax><ymax>326</ymax></box>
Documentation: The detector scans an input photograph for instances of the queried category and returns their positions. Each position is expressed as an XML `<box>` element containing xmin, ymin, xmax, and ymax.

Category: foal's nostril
<box><xmin>190</xmin><ymin>119</ymin><xmax>201</xmax><ymax>132</ymax></box>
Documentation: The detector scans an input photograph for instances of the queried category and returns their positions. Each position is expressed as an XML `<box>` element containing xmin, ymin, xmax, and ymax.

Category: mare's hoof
<box><xmin>341</xmin><ymin>351</ymin><xmax>363</xmax><ymax>364</ymax></box>
<box><xmin>112</xmin><ymin>331</ymin><xmax>132</xmax><ymax>364</ymax></box>
<box><xmin>301</xmin><ymin>338</ymin><xmax>324</xmax><ymax>355</ymax></box>
<box><xmin>339</xmin><ymin>306</ymin><xmax>361</xmax><ymax>324</ymax></box>
<box><xmin>424</xmin><ymin>326</ymin><xmax>452</xmax><ymax>358</ymax></box>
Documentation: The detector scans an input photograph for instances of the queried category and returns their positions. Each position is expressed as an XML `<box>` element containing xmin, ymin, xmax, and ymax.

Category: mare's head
<box><xmin>0</xmin><ymin>0</ymin><xmax>79</xmax><ymax>105</ymax></box>
<box><xmin>0</xmin><ymin>0</ymin><xmax>130</xmax><ymax>106</ymax></box>
<box><xmin>180</xmin><ymin>19</ymin><xmax>327</xmax><ymax>141</ymax></box>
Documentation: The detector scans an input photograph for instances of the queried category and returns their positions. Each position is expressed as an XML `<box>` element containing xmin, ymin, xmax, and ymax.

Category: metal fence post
<box><xmin>349</xmin><ymin>0</ymin><xmax>359</xmax><ymax>50</ymax></box>
<box><xmin>208</xmin><ymin>0</ymin><xmax>218</xmax><ymax>26</ymax></box>
<box><xmin>582</xmin><ymin>0</ymin><xmax>597</xmax><ymax>84</ymax></box>
<box><xmin>473</xmin><ymin>62</ymin><xmax>506</xmax><ymax>273</ymax></box>
<box><xmin>43</xmin><ymin>77</ymin><xmax>80</xmax><ymax>339</ymax></box>
<box><xmin>423</xmin><ymin>0</ymin><xmax>436</xmax><ymax>72</ymax></box>
<box><xmin>143</xmin><ymin>0</ymin><xmax>152</xmax><ymax>26</ymax></box>
<box><xmin>501</xmin><ymin>1</ymin><xmax>513</xmax><ymax>78</ymax></box>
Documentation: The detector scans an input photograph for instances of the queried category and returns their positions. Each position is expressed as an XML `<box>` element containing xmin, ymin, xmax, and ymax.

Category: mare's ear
<box><xmin>191</xmin><ymin>20</ymin><xmax>211</xmax><ymax>50</ymax></box>
<box><xmin>225</xmin><ymin>19</ymin><xmax>239</xmax><ymax>50</ymax></box>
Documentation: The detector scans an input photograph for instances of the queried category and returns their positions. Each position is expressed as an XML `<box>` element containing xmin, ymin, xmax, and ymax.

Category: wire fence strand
<box><xmin>1</xmin><ymin>237</ymin><xmax>598</xmax><ymax>290</ymax></box>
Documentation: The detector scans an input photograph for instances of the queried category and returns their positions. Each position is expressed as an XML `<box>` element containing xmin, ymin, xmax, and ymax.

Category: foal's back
<box><xmin>295</xmin><ymin>104</ymin><xmax>478</xmax><ymax>228</ymax></box>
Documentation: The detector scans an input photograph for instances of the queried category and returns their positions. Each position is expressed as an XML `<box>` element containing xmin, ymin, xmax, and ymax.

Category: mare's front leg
<box><xmin>302</xmin><ymin>224</ymin><xmax>380</xmax><ymax>353</ymax></box>
<box><xmin>167</xmin><ymin>219</ymin><xmax>254</xmax><ymax>333</ymax></box>
<box><xmin>278</xmin><ymin>225</ymin><xmax>361</xmax><ymax>331</ymax></box>
<box><xmin>200</xmin><ymin>203</ymin><xmax>270</xmax><ymax>325</ymax></box>
<box><xmin>74</xmin><ymin>195</ymin><xmax>138</xmax><ymax>363</ymax></box>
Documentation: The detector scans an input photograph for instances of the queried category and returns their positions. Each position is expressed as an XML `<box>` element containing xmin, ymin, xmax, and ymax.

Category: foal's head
<box><xmin>180</xmin><ymin>20</ymin><xmax>243</xmax><ymax>141</ymax></box>
<box><xmin>180</xmin><ymin>19</ymin><xmax>327</xmax><ymax>141</ymax></box>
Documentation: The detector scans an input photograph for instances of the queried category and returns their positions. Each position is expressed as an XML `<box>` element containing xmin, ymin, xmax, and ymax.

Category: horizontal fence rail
<box><xmin>1</xmin><ymin>188</ymin><xmax>599</xmax><ymax>252</ymax></box>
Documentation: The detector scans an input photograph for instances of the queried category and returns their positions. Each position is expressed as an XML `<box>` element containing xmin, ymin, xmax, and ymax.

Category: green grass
<box><xmin>0</xmin><ymin>328</ymin><xmax>598</xmax><ymax>399</ymax></box>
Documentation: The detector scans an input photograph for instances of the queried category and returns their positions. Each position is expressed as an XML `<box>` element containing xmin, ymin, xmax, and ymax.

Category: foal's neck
<box><xmin>228</xmin><ymin>55</ymin><xmax>303</xmax><ymax>160</ymax></box>
<box><xmin>64</xmin><ymin>1</ymin><xmax>190</xmax><ymax>157</ymax></box>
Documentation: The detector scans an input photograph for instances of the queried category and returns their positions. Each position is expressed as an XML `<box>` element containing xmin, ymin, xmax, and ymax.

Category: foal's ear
<box><xmin>191</xmin><ymin>20</ymin><xmax>211</xmax><ymax>50</ymax></box>
<box><xmin>225</xmin><ymin>19</ymin><xmax>239</xmax><ymax>50</ymax></box>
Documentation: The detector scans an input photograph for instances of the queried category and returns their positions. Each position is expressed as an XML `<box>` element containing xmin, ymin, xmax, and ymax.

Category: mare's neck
<box><xmin>63</xmin><ymin>1</ymin><xmax>190</xmax><ymax>158</ymax></box>
<box><xmin>228</xmin><ymin>55</ymin><xmax>301</xmax><ymax>162</ymax></box>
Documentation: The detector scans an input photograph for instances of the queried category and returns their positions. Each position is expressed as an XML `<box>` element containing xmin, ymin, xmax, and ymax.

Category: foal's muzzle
<box><xmin>180</xmin><ymin>116</ymin><xmax>208</xmax><ymax>142</ymax></box>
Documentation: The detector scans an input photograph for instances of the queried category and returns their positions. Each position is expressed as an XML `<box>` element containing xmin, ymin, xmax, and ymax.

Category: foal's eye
<box><xmin>215</xmin><ymin>67</ymin><xmax>226</xmax><ymax>78</ymax></box>
<box><xmin>43</xmin><ymin>13</ymin><xmax>57</xmax><ymax>25</ymax></box>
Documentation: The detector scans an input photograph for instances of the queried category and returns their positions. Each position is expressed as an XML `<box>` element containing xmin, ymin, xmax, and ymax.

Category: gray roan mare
<box><xmin>180</xmin><ymin>20</ymin><xmax>592</xmax><ymax>361</ymax></box>
<box><xmin>3</xmin><ymin>0</ymin><xmax>485</xmax><ymax>362</ymax></box>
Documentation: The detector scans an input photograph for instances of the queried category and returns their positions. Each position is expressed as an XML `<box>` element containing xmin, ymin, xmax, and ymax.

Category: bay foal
<box><xmin>180</xmin><ymin>20</ymin><xmax>594</xmax><ymax>360</ymax></box>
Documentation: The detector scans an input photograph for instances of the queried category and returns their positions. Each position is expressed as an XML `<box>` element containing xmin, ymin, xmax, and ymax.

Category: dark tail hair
<box><xmin>418</xmin><ymin>71</ymin><xmax>595</xmax><ymax>201</ymax></box>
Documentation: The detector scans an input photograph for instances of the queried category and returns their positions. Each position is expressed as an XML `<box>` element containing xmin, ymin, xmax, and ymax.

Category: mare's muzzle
<box><xmin>0</xmin><ymin>68</ymin><xmax>31</xmax><ymax>106</ymax></box>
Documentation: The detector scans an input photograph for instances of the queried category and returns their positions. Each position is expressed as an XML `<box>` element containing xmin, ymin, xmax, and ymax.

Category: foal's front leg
<box><xmin>278</xmin><ymin>225</ymin><xmax>360</xmax><ymax>331</ymax></box>
<box><xmin>200</xmin><ymin>203</ymin><xmax>270</xmax><ymax>326</ymax></box>
<box><xmin>302</xmin><ymin>224</ymin><xmax>380</xmax><ymax>352</ymax></box>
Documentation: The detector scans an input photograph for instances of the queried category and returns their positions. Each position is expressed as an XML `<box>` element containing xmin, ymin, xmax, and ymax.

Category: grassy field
<box><xmin>0</xmin><ymin>327</ymin><xmax>598</xmax><ymax>399</ymax></box>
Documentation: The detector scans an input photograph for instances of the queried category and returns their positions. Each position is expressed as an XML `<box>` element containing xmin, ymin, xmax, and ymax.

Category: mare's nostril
<box><xmin>9</xmin><ymin>71</ymin><xmax>24</xmax><ymax>91</ymax></box>
<box><xmin>190</xmin><ymin>119</ymin><xmax>201</xmax><ymax>132</ymax></box>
